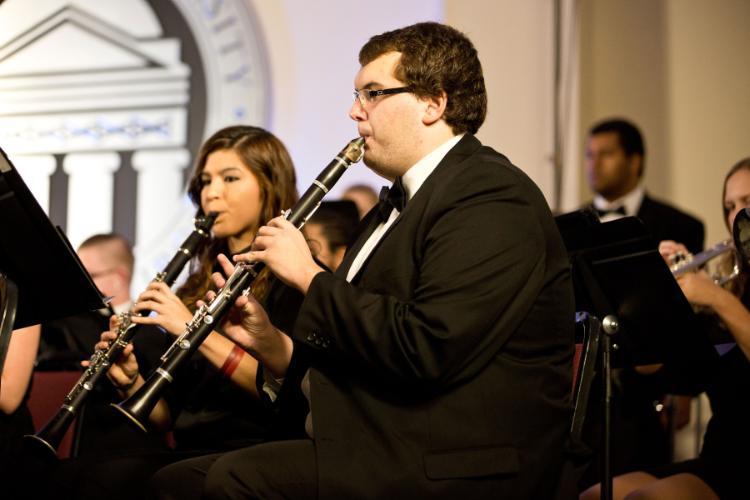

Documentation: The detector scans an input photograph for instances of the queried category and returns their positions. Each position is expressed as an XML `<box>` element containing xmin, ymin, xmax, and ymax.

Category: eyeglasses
<box><xmin>353</xmin><ymin>87</ymin><xmax>411</xmax><ymax>107</ymax></box>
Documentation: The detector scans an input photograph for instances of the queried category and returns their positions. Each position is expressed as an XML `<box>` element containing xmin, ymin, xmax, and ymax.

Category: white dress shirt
<box><xmin>592</xmin><ymin>183</ymin><xmax>645</xmax><ymax>223</ymax></box>
<box><xmin>345</xmin><ymin>134</ymin><xmax>464</xmax><ymax>282</ymax></box>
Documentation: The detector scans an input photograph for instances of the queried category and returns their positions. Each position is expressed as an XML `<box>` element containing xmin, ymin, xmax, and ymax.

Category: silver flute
<box><xmin>112</xmin><ymin>137</ymin><xmax>365</xmax><ymax>432</ymax></box>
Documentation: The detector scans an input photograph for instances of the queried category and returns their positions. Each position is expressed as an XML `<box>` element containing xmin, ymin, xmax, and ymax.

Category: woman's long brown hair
<box><xmin>720</xmin><ymin>157</ymin><xmax>750</xmax><ymax>297</ymax></box>
<box><xmin>176</xmin><ymin>125</ymin><xmax>298</xmax><ymax>309</ymax></box>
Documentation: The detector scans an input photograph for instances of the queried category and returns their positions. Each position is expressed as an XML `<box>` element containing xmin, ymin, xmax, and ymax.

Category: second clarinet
<box><xmin>112</xmin><ymin>137</ymin><xmax>365</xmax><ymax>432</ymax></box>
<box><xmin>24</xmin><ymin>212</ymin><xmax>216</xmax><ymax>458</ymax></box>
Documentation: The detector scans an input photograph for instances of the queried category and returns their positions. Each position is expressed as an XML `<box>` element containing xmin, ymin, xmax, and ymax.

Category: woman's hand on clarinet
<box><xmin>130</xmin><ymin>281</ymin><xmax>194</xmax><ymax>336</ymax></box>
<box><xmin>207</xmin><ymin>254</ymin><xmax>293</xmax><ymax>378</ymax></box>
<box><xmin>233</xmin><ymin>216</ymin><xmax>325</xmax><ymax>294</ymax></box>
<box><xmin>81</xmin><ymin>316</ymin><xmax>140</xmax><ymax>392</ymax></box>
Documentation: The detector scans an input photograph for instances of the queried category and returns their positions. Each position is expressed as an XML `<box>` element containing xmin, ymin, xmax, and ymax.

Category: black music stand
<box><xmin>555</xmin><ymin>210</ymin><xmax>715</xmax><ymax>500</ymax></box>
<box><xmin>0</xmin><ymin>147</ymin><xmax>105</xmax><ymax>378</ymax></box>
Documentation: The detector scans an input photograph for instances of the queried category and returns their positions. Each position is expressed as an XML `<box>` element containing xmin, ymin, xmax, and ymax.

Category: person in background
<box><xmin>585</xmin><ymin>118</ymin><xmax>704</xmax><ymax>250</ymax></box>
<box><xmin>341</xmin><ymin>182</ymin><xmax>378</xmax><ymax>219</ymax></box>
<box><xmin>8</xmin><ymin>235</ymin><xmax>150</xmax><ymax>496</ymax></box>
<box><xmin>37</xmin><ymin>233</ymin><xmax>135</xmax><ymax>369</ymax></box>
<box><xmin>303</xmin><ymin>200</ymin><xmax>359</xmax><ymax>272</ymax></box>
<box><xmin>582</xmin><ymin>157</ymin><xmax>750</xmax><ymax>500</ymax></box>
<box><xmin>0</xmin><ymin>324</ymin><xmax>40</xmax><ymax>494</ymax></box>
<box><xmin>78</xmin><ymin>234</ymin><xmax>134</xmax><ymax>312</ymax></box>
<box><xmin>1</xmin><ymin>326</ymin><xmax>41</xmax><ymax>416</ymax></box>
<box><xmin>31</xmin><ymin>233</ymin><xmax>166</xmax><ymax>459</ymax></box>
<box><xmin>582</xmin><ymin>117</ymin><xmax>705</xmax><ymax>482</ymax></box>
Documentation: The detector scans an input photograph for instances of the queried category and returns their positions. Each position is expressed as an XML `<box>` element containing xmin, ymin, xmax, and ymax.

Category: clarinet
<box><xmin>112</xmin><ymin>137</ymin><xmax>365</xmax><ymax>432</ymax></box>
<box><xmin>24</xmin><ymin>212</ymin><xmax>216</xmax><ymax>458</ymax></box>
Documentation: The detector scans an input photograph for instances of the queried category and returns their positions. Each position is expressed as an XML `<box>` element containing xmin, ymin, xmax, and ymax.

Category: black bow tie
<box><xmin>595</xmin><ymin>205</ymin><xmax>626</xmax><ymax>218</ymax></box>
<box><xmin>377</xmin><ymin>177</ymin><xmax>406</xmax><ymax>221</ymax></box>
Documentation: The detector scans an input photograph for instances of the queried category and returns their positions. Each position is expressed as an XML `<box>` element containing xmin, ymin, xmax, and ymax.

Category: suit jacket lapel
<box><xmin>336</xmin><ymin>135</ymin><xmax>483</xmax><ymax>282</ymax></box>
<box><xmin>335</xmin><ymin>208</ymin><xmax>382</xmax><ymax>279</ymax></box>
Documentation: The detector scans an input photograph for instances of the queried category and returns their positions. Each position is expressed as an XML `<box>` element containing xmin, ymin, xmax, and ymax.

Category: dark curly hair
<box><xmin>359</xmin><ymin>22</ymin><xmax>487</xmax><ymax>135</ymax></box>
<box><xmin>177</xmin><ymin>125</ymin><xmax>298</xmax><ymax>308</ymax></box>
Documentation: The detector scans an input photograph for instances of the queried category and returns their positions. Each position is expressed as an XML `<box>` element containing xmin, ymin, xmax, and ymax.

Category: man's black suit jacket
<box><xmin>288</xmin><ymin>135</ymin><xmax>575</xmax><ymax>498</ymax></box>
<box><xmin>586</xmin><ymin>195</ymin><xmax>704</xmax><ymax>254</ymax></box>
<box><xmin>637</xmin><ymin>194</ymin><xmax>705</xmax><ymax>254</ymax></box>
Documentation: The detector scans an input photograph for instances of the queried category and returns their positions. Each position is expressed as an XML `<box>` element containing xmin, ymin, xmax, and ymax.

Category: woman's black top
<box><xmin>165</xmin><ymin>272</ymin><xmax>304</xmax><ymax>452</ymax></box>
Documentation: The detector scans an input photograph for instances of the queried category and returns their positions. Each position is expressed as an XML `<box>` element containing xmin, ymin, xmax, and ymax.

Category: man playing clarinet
<box><xmin>152</xmin><ymin>21</ymin><xmax>576</xmax><ymax>499</ymax></box>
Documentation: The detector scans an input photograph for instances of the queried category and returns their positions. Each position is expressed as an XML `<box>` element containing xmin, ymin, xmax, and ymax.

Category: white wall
<box><xmin>579</xmin><ymin>0</ymin><xmax>750</xmax><ymax>245</ymax></box>
<box><xmin>446</xmin><ymin>0</ymin><xmax>556</xmax><ymax>205</ymax></box>
<box><xmin>666</xmin><ymin>0</ymin><xmax>750</xmax><ymax>246</ymax></box>
<box><xmin>251</xmin><ymin>0</ymin><xmax>444</xmax><ymax>194</ymax></box>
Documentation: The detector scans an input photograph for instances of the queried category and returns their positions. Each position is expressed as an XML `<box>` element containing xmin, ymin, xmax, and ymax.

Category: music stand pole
<box><xmin>0</xmin><ymin>273</ymin><xmax>19</xmax><ymax>379</ymax></box>
<box><xmin>600</xmin><ymin>315</ymin><xmax>619</xmax><ymax>500</ymax></box>
<box><xmin>555</xmin><ymin>211</ymin><xmax>716</xmax><ymax>500</ymax></box>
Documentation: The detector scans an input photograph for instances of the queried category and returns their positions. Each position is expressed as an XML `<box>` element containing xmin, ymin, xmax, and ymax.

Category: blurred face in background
<box><xmin>78</xmin><ymin>242</ymin><xmax>130</xmax><ymax>306</ymax></box>
<box><xmin>342</xmin><ymin>186</ymin><xmax>378</xmax><ymax>219</ymax></box>
<box><xmin>585</xmin><ymin>132</ymin><xmax>641</xmax><ymax>201</ymax></box>
<box><xmin>303</xmin><ymin>222</ymin><xmax>346</xmax><ymax>272</ymax></box>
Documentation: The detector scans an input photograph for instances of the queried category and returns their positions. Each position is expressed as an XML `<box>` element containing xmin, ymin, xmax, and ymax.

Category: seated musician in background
<box><xmin>151</xmin><ymin>22</ymin><xmax>574</xmax><ymax>499</ymax></box>
<box><xmin>32</xmin><ymin>233</ymin><xmax>166</xmax><ymax>458</ymax></box>
<box><xmin>341</xmin><ymin>182</ymin><xmax>378</xmax><ymax>219</ymax></box>
<box><xmin>582</xmin><ymin>117</ymin><xmax>705</xmax><ymax>482</ymax></box>
<box><xmin>7</xmin><ymin>236</ymin><xmax>156</xmax><ymax>494</ymax></box>
<box><xmin>48</xmin><ymin>126</ymin><xmax>306</xmax><ymax>499</ymax></box>
<box><xmin>37</xmin><ymin>233</ymin><xmax>135</xmax><ymax>369</ymax></box>
<box><xmin>78</xmin><ymin>233</ymin><xmax>135</xmax><ymax>314</ymax></box>
<box><xmin>0</xmin><ymin>324</ymin><xmax>40</xmax><ymax>494</ymax></box>
<box><xmin>584</xmin><ymin>118</ymin><xmax>704</xmax><ymax>250</ymax></box>
<box><xmin>0</xmin><ymin>326</ymin><xmax>41</xmax><ymax>415</ymax></box>
<box><xmin>303</xmin><ymin>200</ymin><xmax>359</xmax><ymax>272</ymax></box>
<box><xmin>582</xmin><ymin>157</ymin><xmax>750</xmax><ymax>500</ymax></box>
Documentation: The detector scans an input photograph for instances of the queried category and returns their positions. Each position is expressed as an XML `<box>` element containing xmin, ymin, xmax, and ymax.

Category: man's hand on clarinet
<box><xmin>206</xmin><ymin>254</ymin><xmax>293</xmax><ymax>378</ymax></box>
<box><xmin>233</xmin><ymin>216</ymin><xmax>325</xmax><ymax>294</ymax></box>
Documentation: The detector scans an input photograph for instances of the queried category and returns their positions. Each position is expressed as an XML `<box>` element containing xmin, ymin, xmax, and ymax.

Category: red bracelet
<box><xmin>219</xmin><ymin>344</ymin><xmax>245</xmax><ymax>379</ymax></box>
